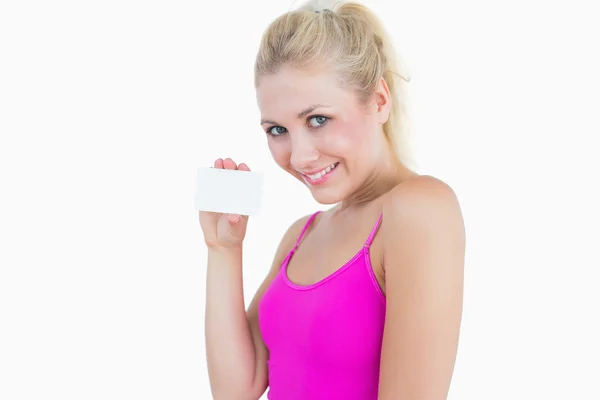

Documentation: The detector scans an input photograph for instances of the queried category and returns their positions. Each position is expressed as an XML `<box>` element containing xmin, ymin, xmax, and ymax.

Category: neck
<box><xmin>337</xmin><ymin>152</ymin><xmax>416</xmax><ymax>213</ymax></box>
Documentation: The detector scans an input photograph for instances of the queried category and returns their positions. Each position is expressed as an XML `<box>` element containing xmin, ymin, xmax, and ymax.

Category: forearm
<box><xmin>205</xmin><ymin>247</ymin><xmax>257</xmax><ymax>398</ymax></box>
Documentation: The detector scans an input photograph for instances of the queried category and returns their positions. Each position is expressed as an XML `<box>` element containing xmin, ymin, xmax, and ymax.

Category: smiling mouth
<box><xmin>301</xmin><ymin>162</ymin><xmax>339</xmax><ymax>181</ymax></box>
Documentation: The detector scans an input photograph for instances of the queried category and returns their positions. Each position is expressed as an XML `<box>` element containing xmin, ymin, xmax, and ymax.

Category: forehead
<box><xmin>256</xmin><ymin>66</ymin><xmax>357</xmax><ymax>115</ymax></box>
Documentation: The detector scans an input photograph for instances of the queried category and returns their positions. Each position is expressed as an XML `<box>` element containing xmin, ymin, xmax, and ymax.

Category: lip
<box><xmin>300</xmin><ymin>162</ymin><xmax>339</xmax><ymax>186</ymax></box>
<box><xmin>300</xmin><ymin>162</ymin><xmax>339</xmax><ymax>176</ymax></box>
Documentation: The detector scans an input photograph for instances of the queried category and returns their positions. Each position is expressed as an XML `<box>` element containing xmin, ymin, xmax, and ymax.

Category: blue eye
<box><xmin>309</xmin><ymin>116</ymin><xmax>329</xmax><ymax>127</ymax></box>
<box><xmin>265</xmin><ymin>115</ymin><xmax>329</xmax><ymax>137</ymax></box>
<box><xmin>267</xmin><ymin>126</ymin><xmax>288</xmax><ymax>136</ymax></box>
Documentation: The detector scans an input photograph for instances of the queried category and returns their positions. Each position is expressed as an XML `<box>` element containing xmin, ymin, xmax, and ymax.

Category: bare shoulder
<box><xmin>268</xmin><ymin>212</ymin><xmax>315</xmax><ymax>273</ymax></box>
<box><xmin>382</xmin><ymin>174</ymin><xmax>462</xmax><ymax>219</ymax></box>
<box><xmin>282</xmin><ymin>213</ymin><xmax>315</xmax><ymax>247</ymax></box>
<box><xmin>380</xmin><ymin>174</ymin><xmax>465</xmax><ymax>267</ymax></box>
<box><xmin>386</xmin><ymin>174</ymin><xmax>458</xmax><ymax>202</ymax></box>
<box><xmin>248</xmin><ymin>212</ymin><xmax>315</xmax><ymax>307</ymax></box>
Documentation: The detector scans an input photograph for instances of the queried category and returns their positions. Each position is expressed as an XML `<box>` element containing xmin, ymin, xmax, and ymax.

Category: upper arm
<box><xmin>245</xmin><ymin>214</ymin><xmax>313</xmax><ymax>398</ymax></box>
<box><xmin>378</xmin><ymin>176</ymin><xmax>466</xmax><ymax>399</ymax></box>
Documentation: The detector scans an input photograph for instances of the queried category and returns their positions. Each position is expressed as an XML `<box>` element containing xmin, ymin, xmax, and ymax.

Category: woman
<box><xmin>200</xmin><ymin>1</ymin><xmax>466</xmax><ymax>399</ymax></box>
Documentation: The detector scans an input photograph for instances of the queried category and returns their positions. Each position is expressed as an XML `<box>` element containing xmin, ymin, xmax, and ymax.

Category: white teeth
<box><xmin>307</xmin><ymin>163</ymin><xmax>337</xmax><ymax>180</ymax></box>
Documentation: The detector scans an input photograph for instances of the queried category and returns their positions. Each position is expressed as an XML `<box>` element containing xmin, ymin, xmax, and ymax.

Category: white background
<box><xmin>1</xmin><ymin>0</ymin><xmax>599</xmax><ymax>399</ymax></box>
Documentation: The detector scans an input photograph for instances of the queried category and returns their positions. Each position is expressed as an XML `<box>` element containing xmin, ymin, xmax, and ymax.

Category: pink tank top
<box><xmin>258</xmin><ymin>211</ymin><xmax>386</xmax><ymax>399</ymax></box>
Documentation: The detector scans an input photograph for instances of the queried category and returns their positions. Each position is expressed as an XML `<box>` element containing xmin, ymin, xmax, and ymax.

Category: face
<box><xmin>256</xmin><ymin>65</ymin><xmax>392</xmax><ymax>204</ymax></box>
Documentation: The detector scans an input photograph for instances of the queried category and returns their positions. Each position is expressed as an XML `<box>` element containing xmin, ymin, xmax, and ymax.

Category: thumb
<box><xmin>228</xmin><ymin>214</ymin><xmax>242</xmax><ymax>225</ymax></box>
<box><xmin>227</xmin><ymin>214</ymin><xmax>249</xmax><ymax>239</ymax></box>
<box><xmin>228</xmin><ymin>213</ymin><xmax>249</xmax><ymax>228</ymax></box>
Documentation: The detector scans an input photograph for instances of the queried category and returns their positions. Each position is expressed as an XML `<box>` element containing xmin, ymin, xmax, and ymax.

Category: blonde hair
<box><xmin>254</xmin><ymin>0</ymin><xmax>417</xmax><ymax>170</ymax></box>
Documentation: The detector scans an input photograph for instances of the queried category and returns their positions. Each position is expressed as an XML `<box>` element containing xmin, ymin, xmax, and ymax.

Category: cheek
<box><xmin>267</xmin><ymin>140</ymin><xmax>291</xmax><ymax>168</ymax></box>
<box><xmin>323</xmin><ymin>121</ymin><xmax>371</xmax><ymax>155</ymax></box>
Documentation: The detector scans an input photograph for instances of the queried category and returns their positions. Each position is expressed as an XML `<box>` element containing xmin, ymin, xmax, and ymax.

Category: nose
<box><xmin>289</xmin><ymin>132</ymin><xmax>319</xmax><ymax>171</ymax></box>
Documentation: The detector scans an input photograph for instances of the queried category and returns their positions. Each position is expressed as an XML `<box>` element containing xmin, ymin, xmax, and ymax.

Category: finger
<box><xmin>223</xmin><ymin>158</ymin><xmax>237</xmax><ymax>170</ymax></box>
<box><xmin>228</xmin><ymin>214</ymin><xmax>241</xmax><ymax>225</ymax></box>
<box><xmin>238</xmin><ymin>163</ymin><xmax>251</xmax><ymax>172</ymax></box>
<box><xmin>214</xmin><ymin>158</ymin><xmax>224</xmax><ymax>169</ymax></box>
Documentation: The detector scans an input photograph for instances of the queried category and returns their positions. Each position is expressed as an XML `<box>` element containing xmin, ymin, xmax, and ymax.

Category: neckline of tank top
<box><xmin>280</xmin><ymin>211</ymin><xmax>383</xmax><ymax>291</ymax></box>
<box><xmin>281</xmin><ymin>245</ymin><xmax>371</xmax><ymax>290</ymax></box>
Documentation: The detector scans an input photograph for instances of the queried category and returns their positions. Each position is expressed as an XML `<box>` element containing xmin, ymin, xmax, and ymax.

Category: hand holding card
<box><xmin>196</xmin><ymin>158</ymin><xmax>262</xmax><ymax>250</ymax></box>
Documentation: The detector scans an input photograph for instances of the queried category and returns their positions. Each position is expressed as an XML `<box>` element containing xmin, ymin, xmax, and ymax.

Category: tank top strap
<box><xmin>293</xmin><ymin>211</ymin><xmax>321</xmax><ymax>251</ymax></box>
<box><xmin>364</xmin><ymin>212</ymin><xmax>383</xmax><ymax>248</ymax></box>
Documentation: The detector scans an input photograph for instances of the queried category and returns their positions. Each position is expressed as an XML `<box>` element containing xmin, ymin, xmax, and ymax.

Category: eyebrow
<box><xmin>260</xmin><ymin>104</ymin><xmax>331</xmax><ymax>125</ymax></box>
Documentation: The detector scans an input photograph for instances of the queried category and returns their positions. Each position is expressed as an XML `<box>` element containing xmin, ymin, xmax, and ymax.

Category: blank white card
<box><xmin>194</xmin><ymin>167</ymin><xmax>264</xmax><ymax>216</ymax></box>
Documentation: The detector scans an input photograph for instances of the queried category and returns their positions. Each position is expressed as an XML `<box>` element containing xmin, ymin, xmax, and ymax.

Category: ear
<box><xmin>374</xmin><ymin>76</ymin><xmax>392</xmax><ymax>124</ymax></box>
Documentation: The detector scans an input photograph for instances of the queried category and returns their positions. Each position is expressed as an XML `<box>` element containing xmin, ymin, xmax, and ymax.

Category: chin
<box><xmin>288</xmin><ymin>169</ymin><xmax>348</xmax><ymax>205</ymax></box>
<box><xmin>310</xmin><ymin>192</ymin><xmax>341</xmax><ymax>205</ymax></box>
<box><xmin>306</xmin><ymin>184</ymin><xmax>349</xmax><ymax>205</ymax></box>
